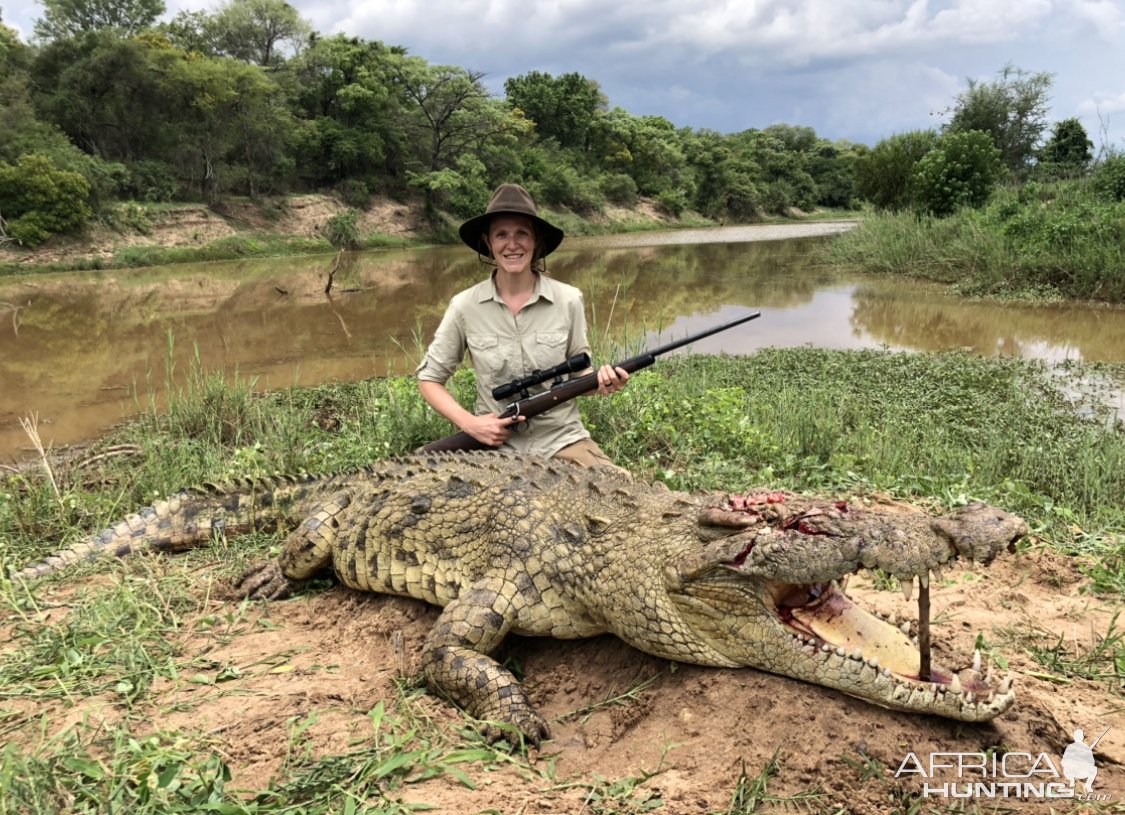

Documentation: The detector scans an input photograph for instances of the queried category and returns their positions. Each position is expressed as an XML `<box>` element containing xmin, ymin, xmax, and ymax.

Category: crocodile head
<box><xmin>664</xmin><ymin>494</ymin><xmax>1029</xmax><ymax>721</ymax></box>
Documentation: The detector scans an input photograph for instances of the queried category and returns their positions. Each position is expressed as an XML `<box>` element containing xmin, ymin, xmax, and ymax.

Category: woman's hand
<box><xmin>595</xmin><ymin>364</ymin><xmax>629</xmax><ymax>396</ymax></box>
<box><xmin>460</xmin><ymin>412</ymin><xmax>526</xmax><ymax>447</ymax></box>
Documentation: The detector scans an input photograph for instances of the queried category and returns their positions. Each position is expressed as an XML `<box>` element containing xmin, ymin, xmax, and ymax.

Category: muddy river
<box><xmin>2</xmin><ymin>221</ymin><xmax>1123</xmax><ymax>461</ymax></box>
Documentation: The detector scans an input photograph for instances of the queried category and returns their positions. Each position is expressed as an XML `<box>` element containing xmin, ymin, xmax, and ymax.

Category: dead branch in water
<box><xmin>325</xmin><ymin>249</ymin><xmax>344</xmax><ymax>295</ymax></box>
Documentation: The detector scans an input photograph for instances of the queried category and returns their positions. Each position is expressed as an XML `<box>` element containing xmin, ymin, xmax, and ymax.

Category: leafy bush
<box><xmin>598</xmin><ymin>173</ymin><xmax>638</xmax><ymax>206</ymax></box>
<box><xmin>0</xmin><ymin>152</ymin><xmax>92</xmax><ymax>246</ymax></box>
<box><xmin>854</xmin><ymin>130</ymin><xmax>940</xmax><ymax>211</ymax></box>
<box><xmin>124</xmin><ymin>160</ymin><xmax>179</xmax><ymax>203</ymax></box>
<box><xmin>1092</xmin><ymin>155</ymin><xmax>1125</xmax><ymax>202</ymax></box>
<box><xmin>337</xmin><ymin>178</ymin><xmax>372</xmax><ymax>209</ymax></box>
<box><xmin>654</xmin><ymin>188</ymin><xmax>687</xmax><ymax>217</ymax></box>
<box><xmin>530</xmin><ymin>162</ymin><xmax>602</xmax><ymax>213</ymax></box>
<box><xmin>324</xmin><ymin>208</ymin><xmax>360</xmax><ymax>249</ymax></box>
<box><xmin>911</xmin><ymin>131</ymin><xmax>1003</xmax><ymax>217</ymax></box>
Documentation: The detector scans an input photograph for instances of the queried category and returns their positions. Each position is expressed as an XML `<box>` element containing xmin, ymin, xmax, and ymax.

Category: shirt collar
<box><xmin>478</xmin><ymin>272</ymin><xmax>556</xmax><ymax>305</ymax></box>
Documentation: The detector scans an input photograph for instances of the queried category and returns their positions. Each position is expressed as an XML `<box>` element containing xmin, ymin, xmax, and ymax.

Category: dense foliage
<box><xmin>909</xmin><ymin>130</ymin><xmax>1003</xmax><ymax>216</ymax></box>
<box><xmin>0</xmin><ymin>152</ymin><xmax>92</xmax><ymax>245</ymax></box>
<box><xmin>0</xmin><ymin>0</ymin><xmax>870</xmax><ymax>246</ymax></box>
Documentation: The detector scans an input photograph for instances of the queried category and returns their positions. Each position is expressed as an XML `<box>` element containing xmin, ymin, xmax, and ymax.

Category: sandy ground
<box><xmin>4</xmin><ymin>194</ymin><xmax>421</xmax><ymax>266</ymax></box>
<box><xmin>10</xmin><ymin>538</ymin><xmax>1123</xmax><ymax>813</ymax></box>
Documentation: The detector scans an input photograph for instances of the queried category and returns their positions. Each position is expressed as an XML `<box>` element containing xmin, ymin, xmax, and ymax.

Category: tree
<box><xmin>1037</xmin><ymin>117</ymin><xmax>1093</xmax><ymax>177</ymax></box>
<box><xmin>738</xmin><ymin>129</ymin><xmax>817</xmax><ymax>213</ymax></box>
<box><xmin>910</xmin><ymin>131</ymin><xmax>1003</xmax><ymax>217</ymax></box>
<box><xmin>33</xmin><ymin>0</ymin><xmax>164</xmax><ymax>40</ymax></box>
<box><xmin>160</xmin><ymin>9</ymin><xmax>218</xmax><ymax>55</ymax></box>
<box><xmin>503</xmin><ymin>70</ymin><xmax>604</xmax><ymax>151</ymax></box>
<box><xmin>854</xmin><ymin>130</ymin><xmax>940</xmax><ymax>211</ymax></box>
<box><xmin>210</xmin><ymin>0</ymin><xmax>310</xmax><ymax>67</ymax></box>
<box><xmin>0</xmin><ymin>152</ymin><xmax>92</xmax><ymax>245</ymax></box>
<box><xmin>588</xmin><ymin>109</ymin><xmax>690</xmax><ymax>197</ymax></box>
<box><xmin>30</xmin><ymin>31</ymin><xmax>174</xmax><ymax>160</ymax></box>
<box><xmin>162</xmin><ymin>50</ymin><xmax>297</xmax><ymax>201</ymax></box>
<box><xmin>944</xmin><ymin>64</ymin><xmax>1052</xmax><ymax>177</ymax></box>
<box><xmin>393</xmin><ymin>58</ymin><xmax>529</xmax><ymax>214</ymax></box>
<box><xmin>282</xmin><ymin>34</ymin><xmax>410</xmax><ymax>189</ymax></box>
<box><xmin>683</xmin><ymin>129</ymin><xmax>761</xmax><ymax>220</ymax></box>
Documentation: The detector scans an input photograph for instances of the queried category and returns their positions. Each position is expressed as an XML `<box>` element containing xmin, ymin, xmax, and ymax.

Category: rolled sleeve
<box><xmin>415</xmin><ymin>304</ymin><xmax>465</xmax><ymax>384</ymax></box>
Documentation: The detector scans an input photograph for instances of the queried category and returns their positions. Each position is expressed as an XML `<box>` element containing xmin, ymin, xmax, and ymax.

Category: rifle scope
<box><xmin>492</xmin><ymin>353</ymin><xmax>591</xmax><ymax>401</ymax></box>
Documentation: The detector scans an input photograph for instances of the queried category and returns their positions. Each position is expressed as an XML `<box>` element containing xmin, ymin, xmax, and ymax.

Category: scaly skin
<box><xmin>14</xmin><ymin>452</ymin><xmax>1029</xmax><ymax>744</ymax></box>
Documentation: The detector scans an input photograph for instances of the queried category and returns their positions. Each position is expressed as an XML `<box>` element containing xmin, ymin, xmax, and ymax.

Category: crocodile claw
<box><xmin>477</xmin><ymin>709</ymin><xmax>551</xmax><ymax>750</ymax></box>
<box><xmin>235</xmin><ymin>560</ymin><xmax>298</xmax><ymax>600</ymax></box>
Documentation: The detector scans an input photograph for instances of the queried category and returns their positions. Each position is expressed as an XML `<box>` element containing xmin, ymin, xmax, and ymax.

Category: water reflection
<box><xmin>1</xmin><ymin>224</ymin><xmax>1123</xmax><ymax>460</ymax></box>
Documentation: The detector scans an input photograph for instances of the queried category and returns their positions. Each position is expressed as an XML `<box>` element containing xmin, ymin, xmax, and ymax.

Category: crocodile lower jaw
<box><xmin>770</xmin><ymin>581</ymin><xmax>1015</xmax><ymax>717</ymax></box>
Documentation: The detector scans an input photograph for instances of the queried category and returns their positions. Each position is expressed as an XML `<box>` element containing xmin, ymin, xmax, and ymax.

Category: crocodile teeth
<box><xmin>887</xmin><ymin>612</ymin><xmax>898</xmax><ymax>627</ymax></box>
<box><xmin>851</xmin><ymin>648</ymin><xmax>864</xmax><ymax>661</ymax></box>
<box><xmin>899</xmin><ymin>622</ymin><xmax>911</xmax><ymax>636</ymax></box>
<box><xmin>972</xmin><ymin>649</ymin><xmax>982</xmax><ymax>673</ymax></box>
<box><xmin>919</xmin><ymin>573</ymin><xmax>929</xmax><ymax>590</ymax></box>
<box><xmin>931</xmin><ymin>565</ymin><xmax>943</xmax><ymax>584</ymax></box>
<box><xmin>901</xmin><ymin>578</ymin><xmax>914</xmax><ymax>602</ymax></box>
<box><xmin>949</xmin><ymin>674</ymin><xmax>962</xmax><ymax>695</ymax></box>
<box><xmin>998</xmin><ymin>675</ymin><xmax>1013</xmax><ymax>695</ymax></box>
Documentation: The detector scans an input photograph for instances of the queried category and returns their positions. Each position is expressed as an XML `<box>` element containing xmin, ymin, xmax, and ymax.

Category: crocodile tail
<box><xmin>7</xmin><ymin>476</ymin><xmax>316</xmax><ymax>583</ymax></box>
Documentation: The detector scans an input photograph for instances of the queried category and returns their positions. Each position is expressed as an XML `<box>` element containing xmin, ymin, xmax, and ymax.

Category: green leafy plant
<box><xmin>0</xmin><ymin>153</ymin><xmax>92</xmax><ymax>246</ymax></box>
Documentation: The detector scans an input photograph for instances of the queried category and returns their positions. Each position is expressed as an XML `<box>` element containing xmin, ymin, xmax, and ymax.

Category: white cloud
<box><xmin>4</xmin><ymin>0</ymin><xmax>1125</xmax><ymax>145</ymax></box>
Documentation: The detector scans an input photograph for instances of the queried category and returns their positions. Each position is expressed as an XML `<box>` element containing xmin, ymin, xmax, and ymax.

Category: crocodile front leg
<box><xmin>421</xmin><ymin>580</ymin><xmax>549</xmax><ymax>748</ymax></box>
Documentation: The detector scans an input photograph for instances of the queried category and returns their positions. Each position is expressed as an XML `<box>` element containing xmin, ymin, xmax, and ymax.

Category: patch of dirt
<box><xmin>5</xmin><ymin>194</ymin><xmax>425</xmax><ymax>266</ymax></box>
<box><xmin>13</xmin><ymin>544</ymin><xmax>1123</xmax><ymax>812</ymax></box>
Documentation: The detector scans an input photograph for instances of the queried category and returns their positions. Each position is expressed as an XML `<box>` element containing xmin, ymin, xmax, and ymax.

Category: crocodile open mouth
<box><xmin>770</xmin><ymin>580</ymin><xmax>952</xmax><ymax>684</ymax></box>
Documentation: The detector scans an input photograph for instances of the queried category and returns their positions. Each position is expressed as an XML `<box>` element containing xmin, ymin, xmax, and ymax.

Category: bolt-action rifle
<box><xmin>419</xmin><ymin>311</ymin><xmax>761</xmax><ymax>453</ymax></box>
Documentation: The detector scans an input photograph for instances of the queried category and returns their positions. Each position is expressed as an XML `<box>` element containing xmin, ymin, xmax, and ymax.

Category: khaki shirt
<box><xmin>416</xmin><ymin>274</ymin><xmax>592</xmax><ymax>457</ymax></box>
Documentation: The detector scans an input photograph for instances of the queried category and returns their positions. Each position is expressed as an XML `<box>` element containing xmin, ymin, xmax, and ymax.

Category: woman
<box><xmin>416</xmin><ymin>183</ymin><xmax>628</xmax><ymax>469</ymax></box>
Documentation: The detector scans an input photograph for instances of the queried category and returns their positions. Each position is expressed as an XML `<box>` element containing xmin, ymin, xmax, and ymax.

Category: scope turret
<box><xmin>491</xmin><ymin>353</ymin><xmax>591</xmax><ymax>400</ymax></box>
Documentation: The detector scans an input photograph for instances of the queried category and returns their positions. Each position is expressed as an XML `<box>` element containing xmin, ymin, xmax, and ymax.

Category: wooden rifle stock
<box><xmin>419</xmin><ymin>310</ymin><xmax>761</xmax><ymax>453</ymax></box>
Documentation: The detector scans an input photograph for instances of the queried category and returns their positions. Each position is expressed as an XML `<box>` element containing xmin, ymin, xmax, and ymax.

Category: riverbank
<box><xmin>0</xmin><ymin>193</ymin><xmax>663</xmax><ymax>273</ymax></box>
<box><xmin>824</xmin><ymin>180</ymin><xmax>1125</xmax><ymax>304</ymax></box>
<box><xmin>0</xmin><ymin>192</ymin><xmax>853</xmax><ymax>275</ymax></box>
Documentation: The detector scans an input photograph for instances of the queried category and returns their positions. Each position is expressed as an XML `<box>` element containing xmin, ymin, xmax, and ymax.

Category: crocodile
<box><xmin>12</xmin><ymin>452</ymin><xmax>1029</xmax><ymax>744</ymax></box>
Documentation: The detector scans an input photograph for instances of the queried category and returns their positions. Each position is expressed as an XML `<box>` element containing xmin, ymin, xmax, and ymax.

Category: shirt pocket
<box><xmin>466</xmin><ymin>334</ymin><xmax>502</xmax><ymax>381</ymax></box>
<box><xmin>531</xmin><ymin>331</ymin><xmax>569</xmax><ymax>372</ymax></box>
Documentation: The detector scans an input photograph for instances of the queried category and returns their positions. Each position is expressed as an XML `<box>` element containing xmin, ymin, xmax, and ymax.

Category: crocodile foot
<box><xmin>476</xmin><ymin>705</ymin><xmax>551</xmax><ymax>750</ymax></box>
<box><xmin>235</xmin><ymin>560</ymin><xmax>300</xmax><ymax>600</ymax></box>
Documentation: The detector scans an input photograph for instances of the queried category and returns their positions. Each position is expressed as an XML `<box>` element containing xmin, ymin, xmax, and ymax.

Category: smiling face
<box><xmin>484</xmin><ymin>214</ymin><xmax>538</xmax><ymax>276</ymax></box>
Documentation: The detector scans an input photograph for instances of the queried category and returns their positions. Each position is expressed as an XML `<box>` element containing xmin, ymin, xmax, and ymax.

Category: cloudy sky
<box><xmin>4</xmin><ymin>0</ymin><xmax>1125</xmax><ymax>148</ymax></box>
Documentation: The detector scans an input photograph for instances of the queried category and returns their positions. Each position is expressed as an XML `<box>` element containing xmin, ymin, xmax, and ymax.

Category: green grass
<box><xmin>823</xmin><ymin>179</ymin><xmax>1125</xmax><ymax>303</ymax></box>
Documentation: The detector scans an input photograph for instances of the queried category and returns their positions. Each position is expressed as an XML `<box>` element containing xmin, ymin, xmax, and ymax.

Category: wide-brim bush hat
<box><xmin>459</xmin><ymin>183</ymin><xmax>565</xmax><ymax>259</ymax></box>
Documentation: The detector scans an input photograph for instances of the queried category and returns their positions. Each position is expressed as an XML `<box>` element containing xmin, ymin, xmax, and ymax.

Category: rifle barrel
<box><xmin>631</xmin><ymin>311</ymin><xmax>760</xmax><ymax>360</ymax></box>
